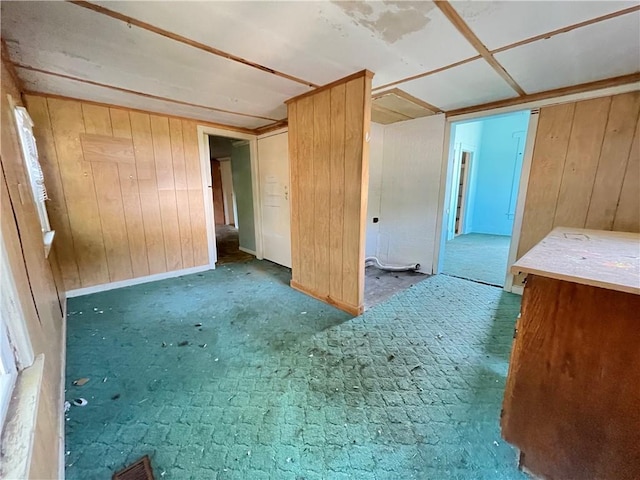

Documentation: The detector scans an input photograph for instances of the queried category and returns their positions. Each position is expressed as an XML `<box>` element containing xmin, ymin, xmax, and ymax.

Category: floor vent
<box><xmin>112</xmin><ymin>455</ymin><xmax>155</xmax><ymax>480</ymax></box>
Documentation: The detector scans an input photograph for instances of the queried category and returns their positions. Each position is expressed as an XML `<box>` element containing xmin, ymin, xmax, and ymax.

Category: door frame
<box><xmin>453</xmin><ymin>149</ymin><xmax>472</xmax><ymax>236</ymax></box>
<box><xmin>432</xmin><ymin>110</ymin><xmax>539</xmax><ymax>293</ymax></box>
<box><xmin>197</xmin><ymin>125</ymin><xmax>262</xmax><ymax>267</ymax></box>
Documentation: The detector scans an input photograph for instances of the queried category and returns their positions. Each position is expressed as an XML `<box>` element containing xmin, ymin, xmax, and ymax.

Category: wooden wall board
<box><xmin>109</xmin><ymin>107</ymin><xmax>150</xmax><ymax>278</ymax></box>
<box><xmin>502</xmin><ymin>274</ymin><xmax>640</xmax><ymax>480</ymax></box>
<box><xmin>287</xmin><ymin>71</ymin><xmax>371</xmax><ymax>314</ymax></box>
<box><xmin>553</xmin><ymin>97</ymin><xmax>611</xmax><ymax>228</ymax></box>
<box><xmin>329</xmin><ymin>84</ymin><xmax>346</xmax><ymax>300</ymax></box>
<box><xmin>514</xmin><ymin>91</ymin><xmax>640</xmax><ymax>287</ymax></box>
<box><xmin>47</xmin><ymin>98</ymin><xmax>110</xmax><ymax>287</ymax></box>
<box><xmin>25</xmin><ymin>94</ymin><xmax>212</xmax><ymax>290</ymax></box>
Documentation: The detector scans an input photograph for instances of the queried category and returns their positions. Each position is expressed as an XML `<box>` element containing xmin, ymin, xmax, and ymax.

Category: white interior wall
<box><xmin>367</xmin><ymin>115</ymin><xmax>446</xmax><ymax>274</ymax></box>
<box><xmin>366</xmin><ymin>122</ymin><xmax>384</xmax><ymax>258</ymax></box>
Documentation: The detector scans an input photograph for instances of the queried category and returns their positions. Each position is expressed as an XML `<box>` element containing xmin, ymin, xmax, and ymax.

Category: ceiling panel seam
<box><xmin>68</xmin><ymin>0</ymin><xmax>320</xmax><ymax>89</ymax></box>
<box><xmin>434</xmin><ymin>1</ymin><xmax>526</xmax><ymax>96</ymax></box>
<box><xmin>1</xmin><ymin>38</ymin><xmax>25</xmax><ymax>92</ymax></box>
<box><xmin>13</xmin><ymin>63</ymin><xmax>280</xmax><ymax>122</ymax></box>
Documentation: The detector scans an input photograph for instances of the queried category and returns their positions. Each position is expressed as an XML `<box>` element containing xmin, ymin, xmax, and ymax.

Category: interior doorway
<box><xmin>440</xmin><ymin>110</ymin><xmax>532</xmax><ymax>287</ymax></box>
<box><xmin>208</xmin><ymin>135</ymin><xmax>254</xmax><ymax>265</ymax></box>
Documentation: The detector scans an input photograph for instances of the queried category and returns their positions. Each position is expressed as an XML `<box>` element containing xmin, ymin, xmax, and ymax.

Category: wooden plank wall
<box><xmin>515</xmin><ymin>91</ymin><xmax>640</xmax><ymax>286</ymax></box>
<box><xmin>1</xmin><ymin>62</ymin><xmax>65</xmax><ymax>479</ymax></box>
<box><xmin>24</xmin><ymin>94</ymin><xmax>210</xmax><ymax>290</ymax></box>
<box><xmin>287</xmin><ymin>71</ymin><xmax>372</xmax><ymax>315</ymax></box>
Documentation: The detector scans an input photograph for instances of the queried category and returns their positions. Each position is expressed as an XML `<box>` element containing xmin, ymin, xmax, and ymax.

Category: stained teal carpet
<box><xmin>65</xmin><ymin>260</ymin><xmax>527</xmax><ymax>479</ymax></box>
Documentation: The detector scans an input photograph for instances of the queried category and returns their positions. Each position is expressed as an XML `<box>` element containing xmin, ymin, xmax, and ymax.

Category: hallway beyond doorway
<box><xmin>442</xmin><ymin>233</ymin><xmax>511</xmax><ymax>287</ymax></box>
<box><xmin>215</xmin><ymin>225</ymin><xmax>253</xmax><ymax>265</ymax></box>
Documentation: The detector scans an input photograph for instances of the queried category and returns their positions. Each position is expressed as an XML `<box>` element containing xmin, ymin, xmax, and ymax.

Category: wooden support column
<box><xmin>286</xmin><ymin>70</ymin><xmax>373</xmax><ymax>315</ymax></box>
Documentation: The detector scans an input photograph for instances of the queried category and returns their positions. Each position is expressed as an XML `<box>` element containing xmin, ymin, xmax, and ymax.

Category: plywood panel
<box><xmin>47</xmin><ymin>98</ymin><xmax>109</xmax><ymax>286</ymax></box>
<box><xmin>313</xmin><ymin>90</ymin><xmax>331</xmax><ymax>295</ymax></box>
<box><xmin>288</xmin><ymin>101</ymin><xmax>301</xmax><ymax>283</ymax></box>
<box><xmin>515</xmin><ymin>91</ymin><xmax>640</xmax><ymax>288</ymax></box>
<box><xmin>109</xmin><ymin>107</ymin><xmax>150</xmax><ymax>278</ymax></box>
<box><xmin>329</xmin><ymin>84</ymin><xmax>346</xmax><ymax>300</ymax></box>
<box><xmin>288</xmin><ymin>71</ymin><xmax>372</xmax><ymax>315</ymax></box>
<box><xmin>25</xmin><ymin>95</ymin><xmax>80</xmax><ymax>290</ymax></box>
<box><xmin>614</xmin><ymin>115</ymin><xmax>640</xmax><ymax>232</ymax></box>
<box><xmin>169</xmin><ymin>118</ymin><xmax>194</xmax><ymax>268</ymax></box>
<box><xmin>79</xmin><ymin>133</ymin><xmax>135</xmax><ymax>164</ymax></box>
<box><xmin>182</xmin><ymin>120</ymin><xmax>209</xmax><ymax>267</ymax></box>
<box><xmin>130</xmin><ymin>111</ymin><xmax>167</xmax><ymax>275</ymax></box>
<box><xmin>587</xmin><ymin>93</ymin><xmax>640</xmax><ymax>230</ymax></box>
<box><xmin>553</xmin><ymin>97</ymin><xmax>611</xmax><ymax>228</ymax></box>
<box><xmin>82</xmin><ymin>103</ymin><xmax>133</xmax><ymax>282</ymax></box>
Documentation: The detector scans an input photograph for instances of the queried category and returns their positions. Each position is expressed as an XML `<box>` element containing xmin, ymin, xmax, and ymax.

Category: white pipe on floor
<box><xmin>365</xmin><ymin>256</ymin><xmax>420</xmax><ymax>272</ymax></box>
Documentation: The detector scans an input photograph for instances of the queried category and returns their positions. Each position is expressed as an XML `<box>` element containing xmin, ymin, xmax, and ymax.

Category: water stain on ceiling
<box><xmin>333</xmin><ymin>1</ymin><xmax>434</xmax><ymax>44</ymax></box>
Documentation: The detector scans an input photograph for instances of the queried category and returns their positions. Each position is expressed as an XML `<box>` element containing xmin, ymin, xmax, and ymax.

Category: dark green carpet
<box><xmin>65</xmin><ymin>259</ymin><xmax>527</xmax><ymax>480</ymax></box>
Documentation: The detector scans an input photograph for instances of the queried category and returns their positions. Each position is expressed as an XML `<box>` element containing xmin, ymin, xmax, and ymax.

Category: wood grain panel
<box><xmin>342</xmin><ymin>77</ymin><xmax>366</xmax><ymax>308</ymax></box>
<box><xmin>287</xmin><ymin>71</ymin><xmax>372</xmax><ymax>315</ymax></box>
<box><xmin>502</xmin><ymin>275</ymin><xmax>640</xmax><ymax>480</ymax></box>
<box><xmin>613</xmin><ymin>115</ymin><xmax>640</xmax><ymax>232</ymax></box>
<box><xmin>169</xmin><ymin>118</ymin><xmax>194</xmax><ymax>268</ymax></box>
<box><xmin>288</xmin><ymin>101</ymin><xmax>301</xmax><ymax>283</ymax></box>
<box><xmin>553</xmin><ymin>97</ymin><xmax>611</xmax><ymax>228</ymax></box>
<box><xmin>182</xmin><ymin>120</ymin><xmax>209</xmax><ymax>267</ymax></box>
<box><xmin>515</xmin><ymin>104</ymin><xmax>575</xmax><ymax>286</ymax></box>
<box><xmin>47</xmin><ymin>98</ymin><xmax>109</xmax><ymax>286</ymax></box>
<box><xmin>82</xmin><ymin>104</ymin><xmax>133</xmax><ymax>282</ymax></box>
<box><xmin>79</xmin><ymin>133</ymin><xmax>135</xmax><ymax>164</ymax></box>
<box><xmin>313</xmin><ymin>90</ymin><xmax>331</xmax><ymax>295</ymax></box>
<box><xmin>25</xmin><ymin>95</ymin><xmax>80</xmax><ymax>289</ymax></box>
<box><xmin>329</xmin><ymin>84</ymin><xmax>346</xmax><ymax>300</ymax></box>
<box><xmin>515</xmin><ymin>91</ymin><xmax>640</xmax><ymax>288</ymax></box>
<box><xmin>130</xmin><ymin>111</ymin><xmax>167</xmax><ymax>275</ymax></box>
<box><xmin>297</xmin><ymin>96</ymin><xmax>316</xmax><ymax>290</ymax></box>
<box><xmin>109</xmin><ymin>107</ymin><xmax>149</xmax><ymax>278</ymax></box>
<box><xmin>587</xmin><ymin>92</ymin><xmax>640</xmax><ymax>230</ymax></box>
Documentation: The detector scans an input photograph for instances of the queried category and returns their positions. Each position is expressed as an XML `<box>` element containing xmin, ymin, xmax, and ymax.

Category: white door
<box><xmin>258</xmin><ymin>132</ymin><xmax>291</xmax><ymax>268</ymax></box>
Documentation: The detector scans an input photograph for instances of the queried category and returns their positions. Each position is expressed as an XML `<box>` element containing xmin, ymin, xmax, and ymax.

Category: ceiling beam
<box><xmin>446</xmin><ymin>72</ymin><xmax>640</xmax><ymax>117</ymax></box>
<box><xmin>254</xmin><ymin>120</ymin><xmax>288</xmax><ymax>136</ymax></box>
<box><xmin>491</xmin><ymin>5</ymin><xmax>640</xmax><ymax>55</ymax></box>
<box><xmin>376</xmin><ymin>88</ymin><xmax>443</xmax><ymax>114</ymax></box>
<box><xmin>434</xmin><ymin>0</ymin><xmax>526</xmax><ymax>96</ymax></box>
<box><xmin>68</xmin><ymin>1</ymin><xmax>319</xmax><ymax>89</ymax></box>
<box><xmin>14</xmin><ymin>63</ymin><xmax>279</xmax><ymax>122</ymax></box>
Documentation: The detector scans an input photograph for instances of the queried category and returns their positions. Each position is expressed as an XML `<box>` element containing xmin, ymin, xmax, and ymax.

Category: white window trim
<box><xmin>9</xmin><ymin>95</ymin><xmax>55</xmax><ymax>257</ymax></box>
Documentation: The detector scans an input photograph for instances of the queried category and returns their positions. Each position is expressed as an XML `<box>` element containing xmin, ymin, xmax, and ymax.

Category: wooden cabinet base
<box><xmin>501</xmin><ymin>275</ymin><xmax>640</xmax><ymax>480</ymax></box>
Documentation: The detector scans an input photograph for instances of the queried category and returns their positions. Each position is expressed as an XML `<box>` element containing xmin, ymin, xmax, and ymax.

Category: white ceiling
<box><xmin>1</xmin><ymin>1</ymin><xmax>639</xmax><ymax>130</ymax></box>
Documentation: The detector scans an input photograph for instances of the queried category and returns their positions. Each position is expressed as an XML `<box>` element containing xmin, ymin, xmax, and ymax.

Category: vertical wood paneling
<box><xmin>182</xmin><ymin>120</ymin><xmax>209</xmax><ymax>267</ymax></box>
<box><xmin>82</xmin><ymin>104</ymin><xmax>133</xmax><ymax>282</ymax></box>
<box><xmin>109</xmin><ymin>108</ymin><xmax>149</xmax><ymax>278</ymax></box>
<box><xmin>297</xmin><ymin>96</ymin><xmax>316</xmax><ymax>289</ymax></box>
<box><xmin>25</xmin><ymin>96</ymin><xmax>80</xmax><ymax>289</ymax></box>
<box><xmin>150</xmin><ymin>115</ymin><xmax>182</xmax><ymax>271</ymax></box>
<box><xmin>47</xmin><ymin>98</ymin><xmax>109</xmax><ymax>286</ymax></box>
<box><xmin>287</xmin><ymin>71</ymin><xmax>372</xmax><ymax>315</ymax></box>
<box><xmin>313</xmin><ymin>90</ymin><xmax>331</xmax><ymax>295</ymax></box>
<box><xmin>130</xmin><ymin>111</ymin><xmax>167</xmax><ymax>275</ymax></box>
<box><xmin>614</xmin><ymin>115</ymin><xmax>640</xmax><ymax>232</ymax></box>
<box><xmin>516</xmin><ymin>91</ymin><xmax>640</xmax><ymax>287</ymax></box>
<box><xmin>342</xmin><ymin>77</ymin><xmax>366</xmax><ymax>308</ymax></box>
<box><xmin>169</xmin><ymin>118</ymin><xmax>194</xmax><ymax>268</ymax></box>
<box><xmin>586</xmin><ymin>92</ymin><xmax>640</xmax><ymax>230</ymax></box>
<box><xmin>26</xmin><ymin>94</ymin><xmax>212</xmax><ymax>290</ymax></box>
<box><xmin>553</xmin><ymin>97</ymin><xmax>611</xmax><ymax>228</ymax></box>
<box><xmin>288</xmin><ymin>101</ymin><xmax>301</xmax><ymax>283</ymax></box>
<box><xmin>329</xmin><ymin>84</ymin><xmax>346</xmax><ymax>300</ymax></box>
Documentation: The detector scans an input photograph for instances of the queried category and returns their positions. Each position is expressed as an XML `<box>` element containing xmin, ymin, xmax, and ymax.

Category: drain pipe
<box><xmin>365</xmin><ymin>256</ymin><xmax>420</xmax><ymax>272</ymax></box>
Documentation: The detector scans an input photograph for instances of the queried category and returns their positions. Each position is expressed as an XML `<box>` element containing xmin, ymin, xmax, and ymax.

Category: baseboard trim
<box><xmin>66</xmin><ymin>264</ymin><xmax>213</xmax><ymax>298</ymax></box>
<box><xmin>238</xmin><ymin>246</ymin><xmax>256</xmax><ymax>256</ymax></box>
<box><xmin>290</xmin><ymin>280</ymin><xmax>363</xmax><ymax>316</ymax></box>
